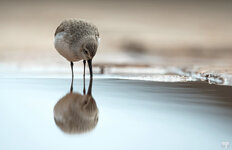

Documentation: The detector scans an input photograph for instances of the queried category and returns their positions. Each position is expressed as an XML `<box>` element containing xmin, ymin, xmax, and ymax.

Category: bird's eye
<box><xmin>84</xmin><ymin>49</ymin><xmax>88</xmax><ymax>55</ymax></box>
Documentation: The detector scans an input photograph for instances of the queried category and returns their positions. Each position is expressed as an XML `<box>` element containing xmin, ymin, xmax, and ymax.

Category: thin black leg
<box><xmin>70</xmin><ymin>61</ymin><xmax>74</xmax><ymax>92</ymax></box>
<box><xmin>83</xmin><ymin>60</ymin><xmax>86</xmax><ymax>94</ymax></box>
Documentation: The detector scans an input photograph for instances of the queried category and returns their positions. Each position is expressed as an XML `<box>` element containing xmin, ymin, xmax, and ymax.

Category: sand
<box><xmin>0</xmin><ymin>0</ymin><xmax>232</xmax><ymax>85</ymax></box>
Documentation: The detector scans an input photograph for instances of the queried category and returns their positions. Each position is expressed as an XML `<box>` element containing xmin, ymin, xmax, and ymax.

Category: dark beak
<box><xmin>87</xmin><ymin>59</ymin><xmax>93</xmax><ymax>78</ymax></box>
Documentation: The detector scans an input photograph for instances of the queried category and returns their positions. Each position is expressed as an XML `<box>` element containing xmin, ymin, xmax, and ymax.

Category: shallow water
<box><xmin>0</xmin><ymin>78</ymin><xmax>232</xmax><ymax>150</ymax></box>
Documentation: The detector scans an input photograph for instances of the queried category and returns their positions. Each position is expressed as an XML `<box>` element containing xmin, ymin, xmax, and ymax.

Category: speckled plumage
<box><xmin>54</xmin><ymin>19</ymin><xmax>99</xmax><ymax>88</ymax></box>
<box><xmin>55</xmin><ymin>19</ymin><xmax>99</xmax><ymax>47</ymax></box>
<box><xmin>54</xmin><ymin>19</ymin><xmax>99</xmax><ymax>61</ymax></box>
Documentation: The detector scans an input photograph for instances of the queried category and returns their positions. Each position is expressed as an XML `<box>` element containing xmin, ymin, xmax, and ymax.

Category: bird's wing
<box><xmin>55</xmin><ymin>23</ymin><xmax>65</xmax><ymax>36</ymax></box>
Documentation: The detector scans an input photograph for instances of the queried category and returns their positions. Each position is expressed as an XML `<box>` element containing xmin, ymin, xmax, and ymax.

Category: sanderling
<box><xmin>54</xmin><ymin>19</ymin><xmax>100</xmax><ymax>91</ymax></box>
<box><xmin>54</xmin><ymin>78</ymin><xmax>98</xmax><ymax>133</ymax></box>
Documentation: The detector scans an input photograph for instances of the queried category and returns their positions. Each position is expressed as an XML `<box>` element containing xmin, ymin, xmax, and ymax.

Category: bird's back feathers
<box><xmin>55</xmin><ymin>19</ymin><xmax>99</xmax><ymax>45</ymax></box>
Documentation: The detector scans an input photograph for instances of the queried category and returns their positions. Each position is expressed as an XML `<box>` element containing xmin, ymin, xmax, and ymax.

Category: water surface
<box><xmin>0</xmin><ymin>78</ymin><xmax>232</xmax><ymax>150</ymax></box>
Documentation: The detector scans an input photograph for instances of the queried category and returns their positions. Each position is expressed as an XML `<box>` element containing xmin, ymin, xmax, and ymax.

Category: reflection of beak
<box><xmin>87</xmin><ymin>77</ymin><xmax>93</xmax><ymax>95</ymax></box>
<box><xmin>87</xmin><ymin>59</ymin><xmax>93</xmax><ymax>78</ymax></box>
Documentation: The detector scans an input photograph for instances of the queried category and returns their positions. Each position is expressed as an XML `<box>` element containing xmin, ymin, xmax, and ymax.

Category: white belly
<box><xmin>54</xmin><ymin>32</ymin><xmax>81</xmax><ymax>62</ymax></box>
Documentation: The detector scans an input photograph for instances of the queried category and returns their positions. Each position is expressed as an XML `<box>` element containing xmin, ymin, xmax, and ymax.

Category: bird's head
<box><xmin>81</xmin><ymin>36</ymin><xmax>98</xmax><ymax>61</ymax></box>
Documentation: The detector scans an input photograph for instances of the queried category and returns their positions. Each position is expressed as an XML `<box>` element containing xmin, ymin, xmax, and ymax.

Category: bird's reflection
<box><xmin>54</xmin><ymin>78</ymin><xmax>98</xmax><ymax>134</ymax></box>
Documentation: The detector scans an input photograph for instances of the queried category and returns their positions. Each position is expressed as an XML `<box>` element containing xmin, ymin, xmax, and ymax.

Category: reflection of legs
<box><xmin>70</xmin><ymin>61</ymin><xmax>74</xmax><ymax>92</ymax></box>
<box><xmin>83</xmin><ymin>60</ymin><xmax>86</xmax><ymax>94</ymax></box>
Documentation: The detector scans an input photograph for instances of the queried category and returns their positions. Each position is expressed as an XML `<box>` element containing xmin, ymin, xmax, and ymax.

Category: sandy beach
<box><xmin>1</xmin><ymin>0</ymin><xmax>232</xmax><ymax>85</ymax></box>
<box><xmin>1</xmin><ymin>1</ymin><xmax>232</xmax><ymax>149</ymax></box>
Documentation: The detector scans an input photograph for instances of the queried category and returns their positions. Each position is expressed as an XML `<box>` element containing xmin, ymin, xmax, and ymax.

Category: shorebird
<box><xmin>54</xmin><ymin>19</ymin><xmax>100</xmax><ymax>91</ymax></box>
<box><xmin>54</xmin><ymin>78</ymin><xmax>99</xmax><ymax>134</ymax></box>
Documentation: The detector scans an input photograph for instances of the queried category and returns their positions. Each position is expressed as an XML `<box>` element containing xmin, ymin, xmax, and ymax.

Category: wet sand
<box><xmin>1</xmin><ymin>0</ymin><xmax>232</xmax><ymax>86</ymax></box>
<box><xmin>0</xmin><ymin>78</ymin><xmax>232</xmax><ymax>150</ymax></box>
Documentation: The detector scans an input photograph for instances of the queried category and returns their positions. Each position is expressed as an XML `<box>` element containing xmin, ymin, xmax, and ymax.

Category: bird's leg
<box><xmin>83</xmin><ymin>60</ymin><xmax>86</xmax><ymax>95</ymax></box>
<box><xmin>70</xmin><ymin>61</ymin><xmax>74</xmax><ymax>92</ymax></box>
<box><xmin>87</xmin><ymin>59</ymin><xmax>93</xmax><ymax>78</ymax></box>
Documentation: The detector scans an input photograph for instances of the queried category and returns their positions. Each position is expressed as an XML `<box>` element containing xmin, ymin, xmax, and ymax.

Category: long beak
<box><xmin>87</xmin><ymin>59</ymin><xmax>93</xmax><ymax>78</ymax></box>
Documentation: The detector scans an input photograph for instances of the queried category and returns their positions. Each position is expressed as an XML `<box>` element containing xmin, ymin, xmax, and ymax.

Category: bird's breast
<box><xmin>54</xmin><ymin>32</ymin><xmax>82</xmax><ymax>62</ymax></box>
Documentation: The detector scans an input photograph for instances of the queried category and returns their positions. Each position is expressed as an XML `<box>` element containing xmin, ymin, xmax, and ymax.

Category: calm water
<box><xmin>0</xmin><ymin>78</ymin><xmax>232</xmax><ymax>150</ymax></box>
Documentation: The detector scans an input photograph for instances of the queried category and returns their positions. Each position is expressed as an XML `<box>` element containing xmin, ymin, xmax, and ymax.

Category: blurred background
<box><xmin>1</xmin><ymin>1</ymin><xmax>232</xmax><ymax>149</ymax></box>
<box><xmin>0</xmin><ymin>0</ymin><xmax>232</xmax><ymax>77</ymax></box>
